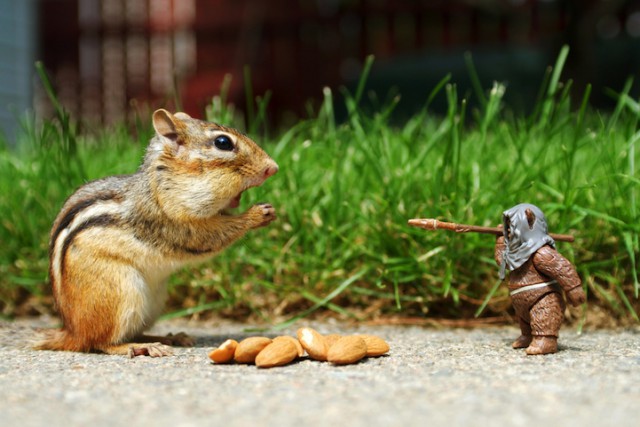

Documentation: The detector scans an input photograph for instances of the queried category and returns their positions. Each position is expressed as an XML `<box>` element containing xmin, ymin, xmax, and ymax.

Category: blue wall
<box><xmin>0</xmin><ymin>0</ymin><xmax>37</xmax><ymax>144</ymax></box>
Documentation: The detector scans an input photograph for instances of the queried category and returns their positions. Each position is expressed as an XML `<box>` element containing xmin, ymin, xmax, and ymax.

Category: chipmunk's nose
<box><xmin>263</xmin><ymin>161</ymin><xmax>279</xmax><ymax>179</ymax></box>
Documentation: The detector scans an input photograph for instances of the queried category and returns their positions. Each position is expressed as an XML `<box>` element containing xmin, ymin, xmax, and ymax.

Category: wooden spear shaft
<box><xmin>407</xmin><ymin>218</ymin><xmax>575</xmax><ymax>243</ymax></box>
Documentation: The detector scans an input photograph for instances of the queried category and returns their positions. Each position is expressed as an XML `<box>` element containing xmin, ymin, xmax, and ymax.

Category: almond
<box><xmin>327</xmin><ymin>336</ymin><xmax>367</xmax><ymax>365</ymax></box>
<box><xmin>358</xmin><ymin>335</ymin><xmax>390</xmax><ymax>357</ymax></box>
<box><xmin>255</xmin><ymin>339</ymin><xmax>299</xmax><ymax>368</ymax></box>
<box><xmin>273</xmin><ymin>335</ymin><xmax>305</xmax><ymax>357</ymax></box>
<box><xmin>208</xmin><ymin>339</ymin><xmax>238</xmax><ymax>363</ymax></box>
<box><xmin>324</xmin><ymin>334</ymin><xmax>343</xmax><ymax>349</ymax></box>
<box><xmin>234</xmin><ymin>337</ymin><xmax>272</xmax><ymax>364</ymax></box>
<box><xmin>296</xmin><ymin>327</ymin><xmax>328</xmax><ymax>361</ymax></box>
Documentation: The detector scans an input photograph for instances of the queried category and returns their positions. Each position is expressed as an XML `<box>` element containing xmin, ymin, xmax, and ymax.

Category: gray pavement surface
<box><xmin>0</xmin><ymin>317</ymin><xmax>639</xmax><ymax>427</ymax></box>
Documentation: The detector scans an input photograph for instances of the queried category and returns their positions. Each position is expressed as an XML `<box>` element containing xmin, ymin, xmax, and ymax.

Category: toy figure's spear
<box><xmin>407</xmin><ymin>218</ymin><xmax>575</xmax><ymax>243</ymax></box>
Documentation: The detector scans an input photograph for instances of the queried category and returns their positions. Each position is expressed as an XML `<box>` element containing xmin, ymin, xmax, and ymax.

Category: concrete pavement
<box><xmin>1</xmin><ymin>317</ymin><xmax>638</xmax><ymax>427</ymax></box>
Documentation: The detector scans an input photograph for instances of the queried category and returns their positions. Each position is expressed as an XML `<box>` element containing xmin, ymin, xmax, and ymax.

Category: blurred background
<box><xmin>2</xmin><ymin>0</ymin><xmax>640</xmax><ymax>140</ymax></box>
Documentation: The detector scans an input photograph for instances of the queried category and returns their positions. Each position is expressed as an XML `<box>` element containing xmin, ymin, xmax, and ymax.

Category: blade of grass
<box><xmin>425</xmin><ymin>73</ymin><xmax>451</xmax><ymax>110</ymax></box>
<box><xmin>464</xmin><ymin>51</ymin><xmax>487</xmax><ymax>108</ymax></box>
<box><xmin>622</xmin><ymin>232</ymin><xmax>639</xmax><ymax>298</ymax></box>
<box><xmin>299</xmin><ymin>291</ymin><xmax>361</xmax><ymax>319</ymax></box>
<box><xmin>354</xmin><ymin>54</ymin><xmax>375</xmax><ymax>106</ymax></box>
<box><xmin>539</xmin><ymin>45</ymin><xmax>570</xmax><ymax>128</ymax></box>
<box><xmin>161</xmin><ymin>301</ymin><xmax>229</xmax><ymax>320</ymax></box>
<box><xmin>474</xmin><ymin>279</ymin><xmax>503</xmax><ymax>318</ymax></box>
<box><xmin>243</xmin><ymin>65</ymin><xmax>255</xmax><ymax>130</ymax></box>
<box><xmin>271</xmin><ymin>267</ymin><xmax>369</xmax><ymax>330</ymax></box>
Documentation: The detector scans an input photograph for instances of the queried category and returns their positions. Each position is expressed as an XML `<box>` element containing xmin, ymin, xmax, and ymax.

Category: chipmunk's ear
<box><xmin>152</xmin><ymin>109</ymin><xmax>181</xmax><ymax>143</ymax></box>
<box><xmin>173</xmin><ymin>112</ymin><xmax>192</xmax><ymax>120</ymax></box>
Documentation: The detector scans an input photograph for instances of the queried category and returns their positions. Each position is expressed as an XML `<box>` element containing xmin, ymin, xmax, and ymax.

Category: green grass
<box><xmin>1</xmin><ymin>50</ymin><xmax>639</xmax><ymax>324</ymax></box>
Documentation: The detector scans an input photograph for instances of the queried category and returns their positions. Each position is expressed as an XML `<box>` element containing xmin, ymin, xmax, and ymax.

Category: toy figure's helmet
<box><xmin>499</xmin><ymin>203</ymin><xmax>555</xmax><ymax>279</ymax></box>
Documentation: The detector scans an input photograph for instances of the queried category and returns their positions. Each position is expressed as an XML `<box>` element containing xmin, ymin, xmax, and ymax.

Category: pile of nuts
<box><xmin>208</xmin><ymin>326</ymin><xmax>390</xmax><ymax>368</ymax></box>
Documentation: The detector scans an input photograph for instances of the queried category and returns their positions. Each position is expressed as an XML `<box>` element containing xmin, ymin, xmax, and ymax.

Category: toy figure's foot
<box><xmin>512</xmin><ymin>335</ymin><xmax>532</xmax><ymax>349</ymax></box>
<box><xmin>525</xmin><ymin>336</ymin><xmax>558</xmax><ymax>355</ymax></box>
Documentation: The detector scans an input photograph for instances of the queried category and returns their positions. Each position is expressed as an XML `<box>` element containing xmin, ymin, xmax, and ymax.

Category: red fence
<box><xmin>37</xmin><ymin>0</ymin><xmax>640</xmax><ymax>124</ymax></box>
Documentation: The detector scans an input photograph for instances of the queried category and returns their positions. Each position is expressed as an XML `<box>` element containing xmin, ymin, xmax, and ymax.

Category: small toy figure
<box><xmin>409</xmin><ymin>203</ymin><xmax>585</xmax><ymax>355</ymax></box>
<box><xmin>494</xmin><ymin>203</ymin><xmax>585</xmax><ymax>355</ymax></box>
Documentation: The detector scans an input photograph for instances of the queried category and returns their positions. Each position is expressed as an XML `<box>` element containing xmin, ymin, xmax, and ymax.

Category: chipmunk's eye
<box><xmin>213</xmin><ymin>135</ymin><xmax>234</xmax><ymax>151</ymax></box>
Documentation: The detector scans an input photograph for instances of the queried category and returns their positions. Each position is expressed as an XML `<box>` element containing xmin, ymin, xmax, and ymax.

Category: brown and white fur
<box><xmin>36</xmin><ymin>109</ymin><xmax>278</xmax><ymax>357</ymax></box>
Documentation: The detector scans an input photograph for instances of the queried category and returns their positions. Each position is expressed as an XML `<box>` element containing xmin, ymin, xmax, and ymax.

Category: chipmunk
<box><xmin>36</xmin><ymin>109</ymin><xmax>278</xmax><ymax>357</ymax></box>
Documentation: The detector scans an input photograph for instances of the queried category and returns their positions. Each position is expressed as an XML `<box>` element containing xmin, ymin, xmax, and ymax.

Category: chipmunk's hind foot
<box><xmin>136</xmin><ymin>332</ymin><xmax>195</xmax><ymax>347</ymax></box>
<box><xmin>96</xmin><ymin>342</ymin><xmax>175</xmax><ymax>358</ymax></box>
<box><xmin>97</xmin><ymin>331</ymin><xmax>195</xmax><ymax>357</ymax></box>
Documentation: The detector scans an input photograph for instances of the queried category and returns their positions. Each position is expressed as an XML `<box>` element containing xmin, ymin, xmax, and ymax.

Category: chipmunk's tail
<box><xmin>34</xmin><ymin>328</ymin><xmax>89</xmax><ymax>353</ymax></box>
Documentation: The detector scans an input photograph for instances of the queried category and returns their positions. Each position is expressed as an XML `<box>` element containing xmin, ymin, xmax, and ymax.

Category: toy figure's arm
<box><xmin>533</xmin><ymin>246</ymin><xmax>586</xmax><ymax>306</ymax></box>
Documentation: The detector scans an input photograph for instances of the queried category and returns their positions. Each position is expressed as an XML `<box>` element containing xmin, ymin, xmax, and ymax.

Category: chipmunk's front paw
<box><xmin>248</xmin><ymin>203</ymin><xmax>277</xmax><ymax>228</ymax></box>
